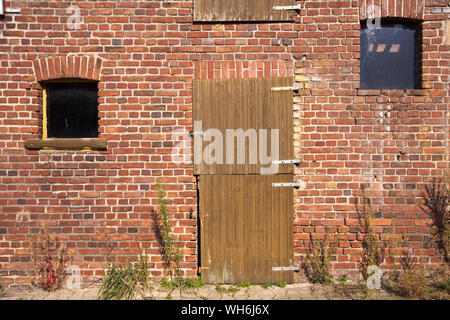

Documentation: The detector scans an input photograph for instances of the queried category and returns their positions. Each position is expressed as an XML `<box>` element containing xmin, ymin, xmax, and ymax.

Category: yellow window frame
<box><xmin>30</xmin><ymin>79</ymin><xmax>105</xmax><ymax>152</ymax></box>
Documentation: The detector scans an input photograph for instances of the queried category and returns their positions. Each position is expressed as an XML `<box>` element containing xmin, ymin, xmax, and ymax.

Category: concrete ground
<box><xmin>0</xmin><ymin>282</ymin><xmax>410</xmax><ymax>300</ymax></box>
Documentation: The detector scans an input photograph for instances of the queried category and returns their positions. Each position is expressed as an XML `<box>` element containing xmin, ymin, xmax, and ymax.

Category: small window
<box><xmin>44</xmin><ymin>81</ymin><xmax>99</xmax><ymax>138</ymax></box>
<box><xmin>360</xmin><ymin>20</ymin><xmax>421</xmax><ymax>90</ymax></box>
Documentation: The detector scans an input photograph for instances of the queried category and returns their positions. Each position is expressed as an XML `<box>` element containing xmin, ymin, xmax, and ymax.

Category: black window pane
<box><xmin>46</xmin><ymin>82</ymin><xmax>99</xmax><ymax>138</ymax></box>
<box><xmin>360</xmin><ymin>21</ymin><xmax>420</xmax><ymax>90</ymax></box>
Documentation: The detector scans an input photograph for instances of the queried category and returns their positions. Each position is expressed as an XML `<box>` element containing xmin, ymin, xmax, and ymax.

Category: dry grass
<box><xmin>356</xmin><ymin>186</ymin><xmax>381</xmax><ymax>284</ymax></box>
<box><xmin>304</xmin><ymin>232</ymin><xmax>337</xmax><ymax>284</ymax></box>
<box><xmin>419</xmin><ymin>177</ymin><xmax>449</xmax><ymax>263</ymax></box>
<box><xmin>384</xmin><ymin>251</ymin><xmax>450</xmax><ymax>300</ymax></box>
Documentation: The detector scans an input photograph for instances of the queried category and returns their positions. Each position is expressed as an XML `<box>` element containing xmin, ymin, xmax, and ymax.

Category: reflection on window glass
<box><xmin>360</xmin><ymin>21</ymin><xmax>420</xmax><ymax>89</ymax></box>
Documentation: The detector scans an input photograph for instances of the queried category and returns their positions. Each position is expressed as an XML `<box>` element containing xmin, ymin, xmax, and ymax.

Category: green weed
<box><xmin>161</xmin><ymin>276</ymin><xmax>204</xmax><ymax>290</ymax></box>
<box><xmin>97</xmin><ymin>242</ymin><xmax>149</xmax><ymax>300</ymax></box>
<box><xmin>216</xmin><ymin>284</ymin><xmax>240</xmax><ymax>294</ymax></box>
<box><xmin>227</xmin><ymin>285</ymin><xmax>239</xmax><ymax>293</ymax></box>
<box><xmin>336</xmin><ymin>275</ymin><xmax>348</xmax><ymax>284</ymax></box>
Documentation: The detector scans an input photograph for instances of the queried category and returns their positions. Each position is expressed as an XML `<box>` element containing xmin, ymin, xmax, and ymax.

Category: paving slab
<box><xmin>0</xmin><ymin>283</ymin><xmax>423</xmax><ymax>300</ymax></box>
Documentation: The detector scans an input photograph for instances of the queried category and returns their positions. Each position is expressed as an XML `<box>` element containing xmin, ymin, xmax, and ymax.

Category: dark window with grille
<box><xmin>45</xmin><ymin>81</ymin><xmax>99</xmax><ymax>138</ymax></box>
<box><xmin>360</xmin><ymin>20</ymin><xmax>421</xmax><ymax>90</ymax></box>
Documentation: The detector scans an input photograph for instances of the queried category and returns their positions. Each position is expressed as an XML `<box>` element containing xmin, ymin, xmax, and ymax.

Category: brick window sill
<box><xmin>24</xmin><ymin>138</ymin><xmax>107</xmax><ymax>151</ymax></box>
<box><xmin>357</xmin><ymin>89</ymin><xmax>427</xmax><ymax>96</ymax></box>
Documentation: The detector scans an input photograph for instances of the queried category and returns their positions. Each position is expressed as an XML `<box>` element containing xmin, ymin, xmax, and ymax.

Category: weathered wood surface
<box><xmin>194</xmin><ymin>0</ymin><xmax>297</xmax><ymax>22</ymax></box>
<box><xmin>199</xmin><ymin>174</ymin><xmax>294</xmax><ymax>284</ymax></box>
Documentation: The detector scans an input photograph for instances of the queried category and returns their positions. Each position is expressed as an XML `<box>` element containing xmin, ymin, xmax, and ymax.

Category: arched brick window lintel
<box><xmin>359</xmin><ymin>0</ymin><xmax>425</xmax><ymax>21</ymax></box>
<box><xmin>32</xmin><ymin>55</ymin><xmax>103</xmax><ymax>82</ymax></box>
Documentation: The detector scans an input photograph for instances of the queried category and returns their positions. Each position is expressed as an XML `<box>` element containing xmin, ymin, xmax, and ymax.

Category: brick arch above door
<box><xmin>194</xmin><ymin>60</ymin><xmax>294</xmax><ymax>80</ymax></box>
<box><xmin>32</xmin><ymin>55</ymin><xmax>103</xmax><ymax>82</ymax></box>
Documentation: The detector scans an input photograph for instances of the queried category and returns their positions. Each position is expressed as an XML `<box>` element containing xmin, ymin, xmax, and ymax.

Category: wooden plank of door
<box><xmin>224</xmin><ymin>174</ymin><xmax>234</xmax><ymax>283</ymax></box>
<box><xmin>271</xmin><ymin>174</ymin><xmax>280</xmax><ymax>283</ymax></box>
<box><xmin>217</xmin><ymin>79</ymin><xmax>226</xmax><ymax>175</ymax></box>
<box><xmin>193</xmin><ymin>79</ymin><xmax>201</xmax><ymax>175</ymax></box>
<box><xmin>237</xmin><ymin>175</ymin><xmax>245</xmax><ymax>283</ymax></box>
<box><xmin>272</xmin><ymin>78</ymin><xmax>281</xmax><ymax>178</ymax></box>
<box><xmin>199</xmin><ymin>175</ymin><xmax>210</xmax><ymax>280</ymax></box>
<box><xmin>262</xmin><ymin>173</ymin><xmax>271</xmax><ymax>283</ymax></box>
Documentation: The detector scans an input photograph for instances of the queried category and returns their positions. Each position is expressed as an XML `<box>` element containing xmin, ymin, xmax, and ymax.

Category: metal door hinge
<box><xmin>272</xmin><ymin>266</ymin><xmax>300</xmax><ymax>272</ymax></box>
<box><xmin>189</xmin><ymin>131</ymin><xmax>205</xmax><ymax>137</ymax></box>
<box><xmin>272</xmin><ymin>159</ymin><xmax>301</xmax><ymax>165</ymax></box>
<box><xmin>271</xmin><ymin>85</ymin><xmax>300</xmax><ymax>92</ymax></box>
<box><xmin>5</xmin><ymin>8</ymin><xmax>21</xmax><ymax>14</ymax></box>
<box><xmin>272</xmin><ymin>183</ymin><xmax>301</xmax><ymax>188</ymax></box>
<box><xmin>273</xmin><ymin>4</ymin><xmax>301</xmax><ymax>11</ymax></box>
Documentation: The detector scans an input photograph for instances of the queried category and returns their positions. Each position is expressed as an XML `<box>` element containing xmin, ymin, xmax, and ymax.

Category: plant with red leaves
<box><xmin>30</xmin><ymin>222</ymin><xmax>68</xmax><ymax>292</ymax></box>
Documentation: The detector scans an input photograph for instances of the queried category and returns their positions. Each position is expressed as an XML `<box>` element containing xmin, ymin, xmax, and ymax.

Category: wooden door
<box><xmin>194</xmin><ymin>77</ymin><xmax>295</xmax><ymax>284</ymax></box>
<box><xmin>193</xmin><ymin>0</ymin><xmax>297</xmax><ymax>22</ymax></box>
<box><xmin>193</xmin><ymin>77</ymin><xmax>294</xmax><ymax>175</ymax></box>
<box><xmin>199</xmin><ymin>175</ymin><xmax>294</xmax><ymax>284</ymax></box>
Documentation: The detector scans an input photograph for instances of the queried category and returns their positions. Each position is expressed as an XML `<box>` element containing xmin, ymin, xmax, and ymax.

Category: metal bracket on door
<box><xmin>271</xmin><ymin>159</ymin><xmax>301</xmax><ymax>165</ymax></box>
<box><xmin>272</xmin><ymin>266</ymin><xmax>300</xmax><ymax>272</ymax></box>
<box><xmin>273</xmin><ymin>4</ymin><xmax>301</xmax><ymax>11</ymax></box>
<box><xmin>189</xmin><ymin>131</ymin><xmax>205</xmax><ymax>138</ymax></box>
<box><xmin>271</xmin><ymin>85</ymin><xmax>300</xmax><ymax>92</ymax></box>
<box><xmin>272</xmin><ymin>183</ymin><xmax>301</xmax><ymax>188</ymax></box>
<box><xmin>5</xmin><ymin>8</ymin><xmax>21</xmax><ymax>13</ymax></box>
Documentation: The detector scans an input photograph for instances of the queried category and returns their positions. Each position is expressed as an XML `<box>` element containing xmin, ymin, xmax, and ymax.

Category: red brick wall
<box><xmin>0</xmin><ymin>0</ymin><xmax>448</xmax><ymax>287</ymax></box>
<box><xmin>294</xmin><ymin>0</ymin><xmax>449</xmax><ymax>278</ymax></box>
